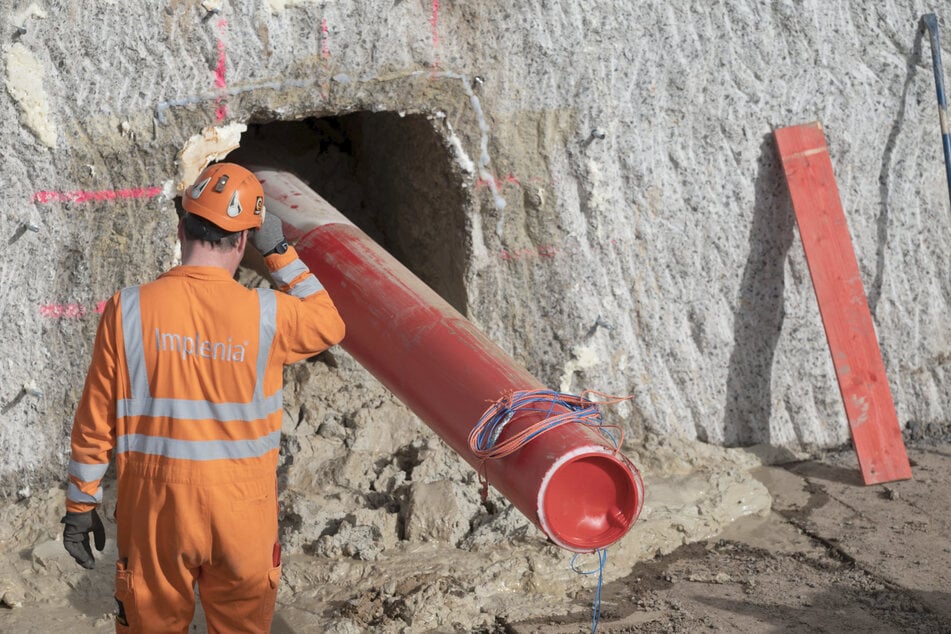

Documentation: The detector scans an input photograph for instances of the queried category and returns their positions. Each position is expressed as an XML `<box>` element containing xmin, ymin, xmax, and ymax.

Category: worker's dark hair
<box><xmin>182</xmin><ymin>212</ymin><xmax>243</xmax><ymax>249</ymax></box>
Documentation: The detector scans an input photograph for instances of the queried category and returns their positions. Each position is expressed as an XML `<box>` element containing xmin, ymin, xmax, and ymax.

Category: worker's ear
<box><xmin>237</xmin><ymin>229</ymin><xmax>248</xmax><ymax>252</ymax></box>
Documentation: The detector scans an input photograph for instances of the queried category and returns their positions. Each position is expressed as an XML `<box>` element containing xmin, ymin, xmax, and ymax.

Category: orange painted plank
<box><xmin>775</xmin><ymin>121</ymin><xmax>911</xmax><ymax>485</ymax></box>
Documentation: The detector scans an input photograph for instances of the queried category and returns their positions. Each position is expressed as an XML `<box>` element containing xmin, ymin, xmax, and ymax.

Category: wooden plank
<box><xmin>774</xmin><ymin>121</ymin><xmax>912</xmax><ymax>485</ymax></box>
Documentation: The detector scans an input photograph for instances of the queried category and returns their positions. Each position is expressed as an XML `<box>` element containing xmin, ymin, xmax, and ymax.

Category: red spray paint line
<box><xmin>476</xmin><ymin>173</ymin><xmax>522</xmax><ymax>190</ymax></box>
<box><xmin>32</xmin><ymin>186</ymin><xmax>162</xmax><ymax>204</ymax></box>
<box><xmin>214</xmin><ymin>18</ymin><xmax>228</xmax><ymax>121</ymax></box>
<box><xmin>430</xmin><ymin>0</ymin><xmax>440</xmax><ymax>69</ymax></box>
<box><xmin>321</xmin><ymin>18</ymin><xmax>331</xmax><ymax>59</ymax></box>
<box><xmin>40</xmin><ymin>300</ymin><xmax>108</xmax><ymax>319</ymax></box>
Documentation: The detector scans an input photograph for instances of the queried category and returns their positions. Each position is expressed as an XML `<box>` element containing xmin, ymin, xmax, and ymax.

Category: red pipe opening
<box><xmin>541</xmin><ymin>451</ymin><xmax>640</xmax><ymax>550</ymax></box>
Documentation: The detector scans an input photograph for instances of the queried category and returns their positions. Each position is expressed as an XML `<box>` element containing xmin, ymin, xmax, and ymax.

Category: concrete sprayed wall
<box><xmin>2</xmin><ymin>0</ymin><xmax>950</xmax><ymax>496</ymax></box>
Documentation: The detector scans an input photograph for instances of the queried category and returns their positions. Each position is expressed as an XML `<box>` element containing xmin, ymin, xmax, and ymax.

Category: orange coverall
<box><xmin>66</xmin><ymin>247</ymin><xmax>345</xmax><ymax>633</ymax></box>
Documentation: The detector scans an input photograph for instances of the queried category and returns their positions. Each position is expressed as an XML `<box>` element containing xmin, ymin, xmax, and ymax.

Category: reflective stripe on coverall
<box><xmin>66</xmin><ymin>248</ymin><xmax>345</xmax><ymax>633</ymax></box>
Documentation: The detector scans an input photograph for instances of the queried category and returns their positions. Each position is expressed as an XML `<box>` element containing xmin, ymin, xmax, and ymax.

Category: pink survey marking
<box><xmin>430</xmin><ymin>0</ymin><xmax>439</xmax><ymax>68</ymax></box>
<box><xmin>214</xmin><ymin>18</ymin><xmax>228</xmax><ymax>120</ymax></box>
<box><xmin>32</xmin><ymin>186</ymin><xmax>162</xmax><ymax>204</ymax></box>
<box><xmin>40</xmin><ymin>300</ymin><xmax>108</xmax><ymax>319</ymax></box>
<box><xmin>321</xmin><ymin>18</ymin><xmax>331</xmax><ymax>59</ymax></box>
<box><xmin>476</xmin><ymin>173</ymin><xmax>522</xmax><ymax>189</ymax></box>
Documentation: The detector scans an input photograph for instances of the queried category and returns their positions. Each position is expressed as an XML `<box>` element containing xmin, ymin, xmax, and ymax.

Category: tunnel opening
<box><xmin>230</xmin><ymin>112</ymin><xmax>471</xmax><ymax>314</ymax></box>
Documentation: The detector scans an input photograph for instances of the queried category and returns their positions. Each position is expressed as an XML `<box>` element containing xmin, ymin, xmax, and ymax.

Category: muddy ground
<box><xmin>2</xmin><ymin>434</ymin><xmax>950</xmax><ymax>633</ymax></box>
<box><xmin>514</xmin><ymin>443</ymin><xmax>951</xmax><ymax>633</ymax></box>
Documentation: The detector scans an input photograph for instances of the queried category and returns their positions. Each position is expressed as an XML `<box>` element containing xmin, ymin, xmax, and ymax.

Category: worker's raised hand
<box><xmin>61</xmin><ymin>509</ymin><xmax>106</xmax><ymax>569</ymax></box>
<box><xmin>250</xmin><ymin>212</ymin><xmax>287</xmax><ymax>256</ymax></box>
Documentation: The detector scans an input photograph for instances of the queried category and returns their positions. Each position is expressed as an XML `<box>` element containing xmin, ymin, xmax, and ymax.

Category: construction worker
<box><xmin>60</xmin><ymin>162</ymin><xmax>346</xmax><ymax>632</ymax></box>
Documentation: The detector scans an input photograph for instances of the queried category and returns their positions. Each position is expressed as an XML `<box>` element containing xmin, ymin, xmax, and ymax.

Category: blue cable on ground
<box><xmin>571</xmin><ymin>548</ymin><xmax>609</xmax><ymax>633</ymax></box>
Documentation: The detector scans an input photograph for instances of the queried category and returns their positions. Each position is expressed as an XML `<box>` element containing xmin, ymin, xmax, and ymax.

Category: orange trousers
<box><xmin>113</xmin><ymin>466</ymin><xmax>281</xmax><ymax>633</ymax></box>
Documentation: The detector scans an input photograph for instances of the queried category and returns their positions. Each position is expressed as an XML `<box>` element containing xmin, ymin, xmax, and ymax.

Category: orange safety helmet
<box><xmin>182</xmin><ymin>162</ymin><xmax>266</xmax><ymax>232</ymax></box>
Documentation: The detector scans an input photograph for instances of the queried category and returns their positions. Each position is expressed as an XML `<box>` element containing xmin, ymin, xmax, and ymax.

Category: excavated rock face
<box><xmin>0</xmin><ymin>1</ymin><xmax>947</xmax><ymax>552</ymax></box>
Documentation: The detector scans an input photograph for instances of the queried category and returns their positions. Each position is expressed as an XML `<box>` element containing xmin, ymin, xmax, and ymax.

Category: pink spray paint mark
<box><xmin>39</xmin><ymin>300</ymin><xmax>108</xmax><ymax>319</ymax></box>
<box><xmin>430</xmin><ymin>0</ymin><xmax>440</xmax><ymax>69</ymax></box>
<box><xmin>476</xmin><ymin>173</ymin><xmax>522</xmax><ymax>190</ymax></box>
<box><xmin>40</xmin><ymin>303</ymin><xmax>85</xmax><ymax>319</ymax></box>
<box><xmin>214</xmin><ymin>18</ymin><xmax>228</xmax><ymax>121</ymax></box>
<box><xmin>32</xmin><ymin>186</ymin><xmax>163</xmax><ymax>204</ymax></box>
<box><xmin>321</xmin><ymin>18</ymin><xmax>331</xmax><ymax>59</ymax></box>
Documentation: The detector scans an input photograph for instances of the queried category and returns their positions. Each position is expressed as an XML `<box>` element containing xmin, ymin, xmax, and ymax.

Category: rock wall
<box><xmin>2</xmin><ymin>0</ymin><xmax>949</xmax><ymax>500</ymax></box>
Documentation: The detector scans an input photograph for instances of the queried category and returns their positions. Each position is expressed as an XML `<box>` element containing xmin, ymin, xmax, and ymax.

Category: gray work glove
<box><xmin>61</xmin><ymin>509</ymin><xmax>106</xmax><ymax>569</ymax></box>
<box><xmin>250</xmin><ymin>212</ymin><xmax>287</xmax><ymax>256</ymax></box>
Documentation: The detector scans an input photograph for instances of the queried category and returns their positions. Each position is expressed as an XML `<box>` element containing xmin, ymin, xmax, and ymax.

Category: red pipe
<box><xmin>254</xmin><ymin>168</ymin><xmax>644</xmax><ymax>552</ymax></box>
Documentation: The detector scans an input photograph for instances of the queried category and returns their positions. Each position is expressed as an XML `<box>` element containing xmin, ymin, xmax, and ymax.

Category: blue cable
<box><xmin>571</xmin><ymin>548</ymin><xmax>609</xmax><ymax>633</ymax></box>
